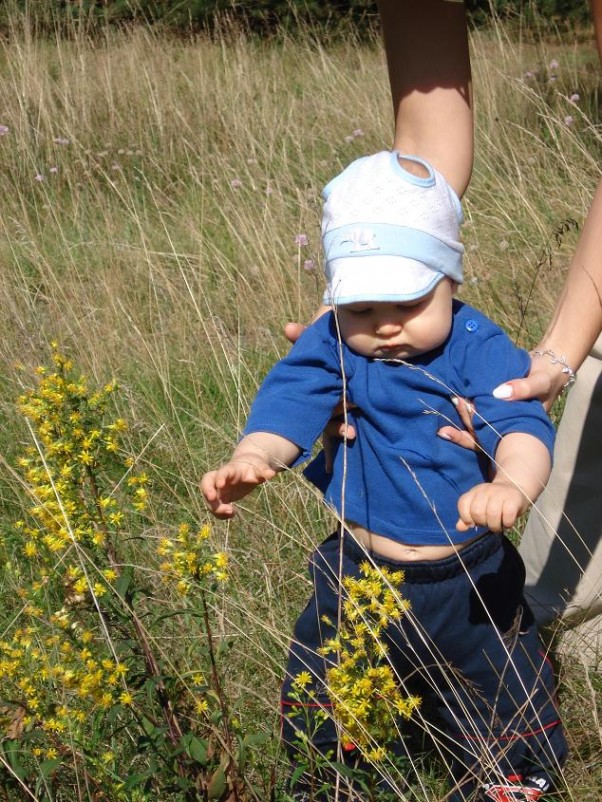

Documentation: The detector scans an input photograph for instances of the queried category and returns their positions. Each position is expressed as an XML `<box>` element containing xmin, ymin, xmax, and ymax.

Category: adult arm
<box><xmin>492</xmin><ymin>177</ymin><xmax>602</xmax><ymax>409</ymax></box>
<box><xmin>491</xmin><ymin>0</ymin><xmax>602</xmax><ymax>409</ymax></box>
<box><xmin>378</xmin><ymin>0</ymin><xmax>473</xmax><ymax>197</ymax></box>
<box><xmin>437</xmin><ymin>168</ymin><xmax>602</xmax><ymax>437</ymax></box>
<box><xmin>286</xmin><ymin>0</ymin><xmax>474</xmax><ymax>391</ymax></box>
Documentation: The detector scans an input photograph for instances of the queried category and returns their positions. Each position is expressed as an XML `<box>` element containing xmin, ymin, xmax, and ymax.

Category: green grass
<box><xmin>0</xmin><ymin>10</ymin><xmax>600</xmax><ymax>802</ymax></box>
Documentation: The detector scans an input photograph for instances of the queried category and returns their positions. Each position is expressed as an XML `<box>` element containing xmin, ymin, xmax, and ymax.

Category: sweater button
<box><xmin>465</xmin><ymin>319</ymin><xmax>479</xmax><ymax>333</ymax></box>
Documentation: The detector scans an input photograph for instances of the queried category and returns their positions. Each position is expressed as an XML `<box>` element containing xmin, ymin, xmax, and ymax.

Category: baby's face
<box><xmin>336</xmin><ymin>278</ymin><xmax>455</xmax><ymax>359</ymax></box>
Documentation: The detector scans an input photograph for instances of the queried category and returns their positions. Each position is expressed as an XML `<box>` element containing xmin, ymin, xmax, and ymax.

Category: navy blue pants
<box><xmin>281</xmin><ymin>532</ymin><xmax>567</xmax><ymax>800</ymax></box>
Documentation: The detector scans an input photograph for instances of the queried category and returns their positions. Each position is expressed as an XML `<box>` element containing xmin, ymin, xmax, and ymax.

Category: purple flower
<box><xmin>549</xmin><ymin>58</ymin><xmax>559</xmax><ymax>70</ymax></box>
<box><xmin>569</xmin><ymin>92</ymin><xmax>580</xmax><ymax>103</ymax></box>
<box><xmin>0</xmin><ymin>124</ymin><xmax>9</xmax><ymax>136</ymax></box>
<box><xmin>49</xmin><ymin>166</ymin><xmax>59</xmax><ymax>173</ymax></box>
<box><xmin>53</xmin><ymin>137</ymin><xmax>70</xmax><ymax>145</ymax></box>
<box><xmin>294</xmin><ymin>234</ymin><xmax>309</xmax><ymax>246</ymax></box>
<box><xmin>303</xmin><ymin>259</ymin><xmax>316</xmax><ymax>271</ymax></box>
<box><xmin>564</xmin><ymin>115</ymin><xmax>574</xmax><ymax>127</ymax></box>
<box><xmin>34</xmin><ymin>174</ymin><xmax>44</xmax><ymax>182</ymax></box>
<box><xmin>524</xmin><ymin>70</ymin><xmax>534</xmax><ymax>79</ymax></box>
<box><xmin>230</xmin><ymin>178</ymin><xmax>242</xmax><ymax>188</ymax></box>
<box><xmin>352</xmin><ymin>128</ymin><xmax>364</xmax><ymax>138</ymax></box>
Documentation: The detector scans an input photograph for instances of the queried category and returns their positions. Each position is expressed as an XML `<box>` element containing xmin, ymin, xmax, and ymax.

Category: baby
<box><xmin>202</xmin><ymin>151</ymin><xmax>566</xmax><ymax>802</ymax></box>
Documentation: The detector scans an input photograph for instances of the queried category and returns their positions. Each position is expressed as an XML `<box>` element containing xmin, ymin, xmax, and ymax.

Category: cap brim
<box><xmin>325</xmin><ymin>255</ymin><xmax>445</xmax><ymax>306</ymax></box>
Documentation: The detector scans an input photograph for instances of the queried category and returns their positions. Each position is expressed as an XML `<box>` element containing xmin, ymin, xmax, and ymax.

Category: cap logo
<box><xmin>340</xmin><ymin>228</ymin><xmax>380</xmax><ymax>253</ymax></box>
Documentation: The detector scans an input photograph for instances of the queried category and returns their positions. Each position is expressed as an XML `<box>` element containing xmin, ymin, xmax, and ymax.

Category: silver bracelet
<box><xmin>531</xmin><ymin>348</ymin><xmax>576</xmax><ymax>391</ymax></box>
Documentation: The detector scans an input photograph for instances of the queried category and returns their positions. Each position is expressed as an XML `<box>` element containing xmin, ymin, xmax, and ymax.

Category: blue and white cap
<box><xmin>322</xmin><ymin>151</ymin><xmax>464</xmax><ymax>306</ymax></box>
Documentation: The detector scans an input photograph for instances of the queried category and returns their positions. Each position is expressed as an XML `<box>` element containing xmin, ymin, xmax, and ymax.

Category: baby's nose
<box><xmin>375</xmin><ymin>319</ymin><xmax>402</xmax><ymax>336</ymax></box>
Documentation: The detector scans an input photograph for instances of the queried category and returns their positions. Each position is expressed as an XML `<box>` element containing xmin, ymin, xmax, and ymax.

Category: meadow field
<box><xmin>0</xmin><ymin>9</ymin><xmax>600</xmax><ymax>802</ymax></box>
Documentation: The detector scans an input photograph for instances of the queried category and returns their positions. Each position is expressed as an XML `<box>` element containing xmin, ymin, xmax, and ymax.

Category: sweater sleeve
<box><xmin>243</xmin><ymin>314</ymin><xmax>345</xmax><ymax>465</ymax></box>
<box><xmin>450</xmin><ymin>310</ymin><xmax>555</xmax><ymax>461</ymax></box>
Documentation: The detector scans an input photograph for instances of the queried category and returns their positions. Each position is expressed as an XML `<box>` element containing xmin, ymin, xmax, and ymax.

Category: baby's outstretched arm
<box><xmin>201</xmin><ymin>432</ymin><xmax>301</xmax><ymax>519</ymax></box>
<box><xmin>456</xmin><ymin>432</ymin><xmax>552</xmax><ymax>533</ymax></box>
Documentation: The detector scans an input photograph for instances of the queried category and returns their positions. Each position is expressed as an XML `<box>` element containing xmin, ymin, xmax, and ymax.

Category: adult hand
<box><xmin>491</xmin><ymin>350</ymin><xmax>572</xmax><ymax>413</ymax></box>
<box><xmin>283</xmin><ymin>322</ymin><xmax>307</xmax><ymax>344</ymax></box>
<box><xmin>437</xmin><ymin>347</ymin><xmax>572</xmax><ymax>450</ymax></box>
<box><xmin>437</xmin><ymin>396</ymin><xmax>478</xmax><ymax>450</ymax></box>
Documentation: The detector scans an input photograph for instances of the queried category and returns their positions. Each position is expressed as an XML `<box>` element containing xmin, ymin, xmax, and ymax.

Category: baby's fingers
<box><xmin>213</xmin><ymin>462</ymin><xmax>273</xmax><ymax>488</ymax></box>
<box><xmin>237</xmin><ymin>463</ymin><xmax>277</xmax><ymax>485</ymax></box>
<box><xmin>457</xmin><ymin>484</ymin><xmax>503</xmax><ymax>532</ymax></box>
<box><xmin>200</xmin><ymin>471</ymin><xmax>236</xmax><ymax>519</ymax></box>
<box><xmin>200</xmin><ymin>471</ymin><xmax>220</xmax><ymax>502</ymax></box>
<box><xmin>457</xmin><ymin>485</ymin><xmax>525</xmax><ymax>533</ymax></box>
<box><xmin>498</xmin><ymin>495</ymin><xmax>525</xmax><ymax>530</ymax></box>
<box><xmin>456</xmin><ymin>488</ymin><xmax>480</xmax><ymax>532</ymax></box>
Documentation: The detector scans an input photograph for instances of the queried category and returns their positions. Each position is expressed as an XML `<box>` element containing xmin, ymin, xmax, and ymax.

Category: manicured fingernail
<box><xmin>437</xmin><ymin>430</ymin><xmax>452</xmax><ymax>440</ymax></box>
<box><xmin>493</xmin><ymin>384</ymin><xmax>513</xmax><ymax>399</ymax></box>
<box><xmin>450</xmin><ymin>396</ymin><xmax>459</xmax><ymax>406</ymax></box>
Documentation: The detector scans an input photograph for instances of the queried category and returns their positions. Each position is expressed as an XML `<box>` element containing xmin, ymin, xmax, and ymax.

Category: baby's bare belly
<box><xmin>348</xmin><ymin>522</ymin><xmax>483</xmax><ymax>562</ymax></box>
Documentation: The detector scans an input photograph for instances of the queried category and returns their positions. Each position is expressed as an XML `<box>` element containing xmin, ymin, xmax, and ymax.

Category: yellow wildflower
<box><xmin>293</xmin><ymin>671</ymin><xmax>313</xmax><ymax>689</ymax></box>
<box><xmin>119</xmin><ymin>691</ymin><xmax>133</xmax><ymax>706</ymax></box>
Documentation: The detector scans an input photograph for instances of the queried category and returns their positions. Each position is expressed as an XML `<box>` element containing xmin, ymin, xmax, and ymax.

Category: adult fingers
<box><xmin>452</xmin><ymin>396</ymin><xmax>476</xmax><ymax>432</ymax></box>
<box><xmin>437</xmin><ymin>425</ymin><xmax>478</xmax><ymax>451</ymax></box>
<box><xmin>323</xmin><ymin>420</ymin><xmax>357</xmax><ymax>440</ymax></box>
<box><xmin>322</xmin><ymin>422</ymin><xmax>357</xmax><ymax>473</ymax></box>
<box><xmin>492</xmin><ymin>375</ymin><xmax>555</xmax><ymax>411</ymax></box>
<box><xmin>284</xmin><ymin>322</ymin><xmax>306</xmax><ymax>344</ymax></box>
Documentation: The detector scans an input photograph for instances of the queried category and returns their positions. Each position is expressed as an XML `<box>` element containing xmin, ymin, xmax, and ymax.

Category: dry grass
<box><xmin>0</xmin><ymin>11</ymin><xmax>599</xmax><ymax>801</ymax></box>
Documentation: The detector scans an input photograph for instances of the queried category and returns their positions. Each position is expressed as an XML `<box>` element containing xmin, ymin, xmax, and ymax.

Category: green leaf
<box><xmin>115</xmin><ymin>565</ymin><xmax>134</xmax><ymax>601</ymax></box>
<box><xmin>207</xmin><ymin>765</ymin><xmax>227</xmax><ymax>799</ymax></box>
<box><xmin>290</xmin><ymin>763</ymin><xmax>307</xmax><ymax>786</ymax></box>
<box><xmin>121</xmin><ymin>771</ymin><xmax>153</xmax><ymax>791</ymax></box>
<box><xmin>141</xmin><ymin>716</ymin><xmax>158</xmax><ymax>736</ymax></box>
<box><xmin>181</xmin><ymin>733</ymin><xmax>209</xmax><ymax>766</ymax></box>
<box><xmin>3</xmin><ymin>740</ymin><xmax>26</xmax><ymax>781</ymax></box>
<box><xmin>216</xmin><ymin>639</ymin><xmax>232</xmax><ymax>659</ymax></box>
<box><xmin>39</xmin><ymin>758</ymin><xmax>61</xmax><ymax>779</ymax></box>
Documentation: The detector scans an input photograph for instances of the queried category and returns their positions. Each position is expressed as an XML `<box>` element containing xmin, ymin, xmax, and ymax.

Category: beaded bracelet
<box><xmin>530</xmin><ymin>348</ymin><xmax>576</xmax><ymax>391</ymax></box>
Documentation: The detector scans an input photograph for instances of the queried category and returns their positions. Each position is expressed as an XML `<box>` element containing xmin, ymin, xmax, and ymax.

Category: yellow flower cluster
<box><xmin>323</xmin><ymin>561</ymin><xmax>420</xmax><ymax>763</ymax></box>
<box><xmin>156</xmin><ymin>522</ymin><xmax>228</xmax><ymax>594</ymax></box>
<box><xmin>0</xmin><ymin>346</ymin><xmax>143</xmax><ymax>751</ymax></box>
<box><xmin>15</xmin><ymin>344</ymin><xmax>148</xmax><ymax>561</ymax></box>
<box><xmin>0</xmin><ymin>623</ymin><xmax>130</xmax><ymax>739</ymax></box>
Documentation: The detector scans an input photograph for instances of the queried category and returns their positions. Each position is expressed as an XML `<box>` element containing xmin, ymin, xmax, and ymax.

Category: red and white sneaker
<box><xmin>481</xmin><ymin>776</ymin><xmax>549</xmax><ymax>802</ymax></box>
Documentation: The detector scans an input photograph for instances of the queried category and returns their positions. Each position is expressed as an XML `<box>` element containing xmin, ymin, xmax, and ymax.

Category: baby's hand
<box><xmin>201</xmin><ymin>459</ymin><xmax>276</xmax><ymax>519</ymax></box>
<box><xmin>456</xmin><ymin>481</ymin><xmax>527</xmax><ymax>533</ymax></box>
